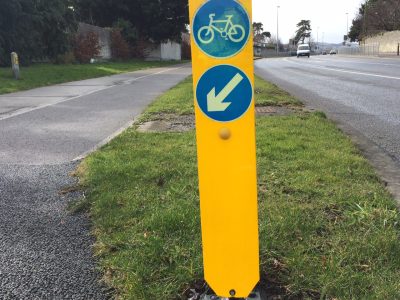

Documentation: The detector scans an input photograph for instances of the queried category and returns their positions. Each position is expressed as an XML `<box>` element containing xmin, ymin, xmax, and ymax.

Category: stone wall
<box><xmin>78</xmin><ymin>22</ymin><xmax>182</xmax><ymax>61</ymax></box>
<box><xmin>363</xmin><ymin>31</ymin><xmax>400</xmax><ymax>54</ymax></box>
<box><xmin>161</xmin><ymin>41</ymin><xmax>182</xmax><ymax>60</ymax></box>
<box><xmin>146</xmin><ymin>41</ymin><xmax>182</xmax><ymax>61</ymax></box>
<box><xmin>78</xmin><ymin>23</ymin><xmax>112</xmax><ymax>59</ymax></box>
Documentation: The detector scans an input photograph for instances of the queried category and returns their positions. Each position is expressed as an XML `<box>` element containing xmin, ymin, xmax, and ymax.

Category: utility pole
<box><xmin>317</xmin><ymin>26</ymin><xmax>319</xmax><ymax>53</ymax></box>
<box><xmin>277</xmin><ymin>5</ymin><xmax>280</xmax><ymax>55</ymax></box>
<box><xmin>346</xmin><ymin>12</ymin><xmax>349</xmax><ymax>39</ymax></box>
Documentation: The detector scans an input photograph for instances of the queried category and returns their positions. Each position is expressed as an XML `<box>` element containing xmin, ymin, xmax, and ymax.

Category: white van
<box><xmin>297</xmin><ymin>44</ymin><xmax>310</xmax><ymax>58</ymax></box>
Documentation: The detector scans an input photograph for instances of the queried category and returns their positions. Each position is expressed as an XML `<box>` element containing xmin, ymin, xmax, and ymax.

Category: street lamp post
<box><xmin>363</xmin><ymin>4</ymin><xmax>367</xmax><ymax>36</ymax></box>
<box><xmin>277</xmin><ymin>5</ymin><xmax>280</xmax><ymax>55</ymax></box>
<box><xmin>346</xmin><ymin>12</ymin><xmax>349</xmax><ymax>38</ymax></box>
<box><xmin>317</xmin><ymin>26</ymin><xmax>319</xmax><ymax>54</ymax></box>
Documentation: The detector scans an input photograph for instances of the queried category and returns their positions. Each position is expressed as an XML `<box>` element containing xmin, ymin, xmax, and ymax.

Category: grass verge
<box><xmin>0</xmin><ymin>60</ymin><xmax>184</xmax><ymax>95</ymax></box>
<box><xmin>254</xmin><ymin>75</ymin><xmax>301</xmax><ymax>107</ymax></box>
<box><xmin>78</xmin><ymin>75</ymin><xmax>400</xmax><ymax>299</ymax></box>
<box><xmin>139</xmin><ymin>75</ymin><xmax>301</xmax><ymax>123</ymax></box>
<box><xmin>139</xmin><ymin>76</ymin><xmax>194</xmax><ymax>122</ymax></box>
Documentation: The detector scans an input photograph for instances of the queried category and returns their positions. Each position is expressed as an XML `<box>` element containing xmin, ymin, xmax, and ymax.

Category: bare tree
<box><xmin>350</xmin><ymin>0</ymin><xmax>400</xmax><ymax>40</ymax></box>
<box><xmin>366</xmin><ymin>0</ymin><xmax>400</xmax><ymax>33</ymax></box>
<box><xmin>268</xmin><ymin>34</ymin><xmax>282</xmax><ymax>48</ymax></box>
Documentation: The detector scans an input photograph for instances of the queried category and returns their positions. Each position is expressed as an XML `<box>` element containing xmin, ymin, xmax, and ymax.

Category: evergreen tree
<box><xmin>294</xmin><ymin>20</ymin><xmax>312</xmax><ymax>44</ymax></box>
<box><xmin>0</xmin><ymin>0</ymin><xmax>76</xmax><ymax>66</ymax></box>
<box><xmin>253</xmin><ymin>22</ymin><xmax>271</xmax><ymax>43</ymax></box>
<box><xmin>74</xmin><ymin>0</ymin><xmax>189</xmax><ymax>44</ymax></box>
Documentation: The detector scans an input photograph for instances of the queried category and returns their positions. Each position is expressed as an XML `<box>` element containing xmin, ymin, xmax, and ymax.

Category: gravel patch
<box><xmin>0</xmin><ymin>162</ymin><xmax>110</xmax><ymax>299</ymax></box>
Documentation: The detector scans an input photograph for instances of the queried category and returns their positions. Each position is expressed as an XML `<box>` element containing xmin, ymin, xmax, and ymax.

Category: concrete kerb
<box><xmin>73</xmin><ymin>119</ymin><xmax>136</xmax><ymax>162</ymax></box>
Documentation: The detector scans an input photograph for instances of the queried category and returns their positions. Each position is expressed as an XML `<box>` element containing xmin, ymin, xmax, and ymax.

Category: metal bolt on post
<box><xmin>201</xmin><ymin>291</ymin><xmax>261</xmax><ymax>300</ymax></box>
<box><xmin>11</xmin><ymin>52</ymin><xmax>20</xmax><ymax>80</ymax></box>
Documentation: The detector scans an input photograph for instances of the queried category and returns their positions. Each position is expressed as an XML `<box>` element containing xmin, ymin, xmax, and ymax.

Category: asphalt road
<box><xmin>0</xmin><ymin>64</ymin><xmax>191</xmax><ymax>299</ymax></box>
<box><xmin>255</xmin><ymin>56</ymin><xmax>400</xmax><ymax>165</ymax></box>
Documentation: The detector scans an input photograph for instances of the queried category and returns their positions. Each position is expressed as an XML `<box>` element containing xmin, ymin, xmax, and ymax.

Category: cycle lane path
<box><xmin>0</xmin><ymin>64</ymin><xmax>191</xmax><ymax>298</ymax></box>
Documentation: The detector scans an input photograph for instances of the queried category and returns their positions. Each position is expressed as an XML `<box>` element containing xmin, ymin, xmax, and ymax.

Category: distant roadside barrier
<box><xmin>339</xmin><ymin>43</ymin><xmax>400</xmax><ymax>57</ymax></box>
<box><xmin>253</xmin><ymin>48</ymin><xmax>294</xmax><ymax>58</ymax></box>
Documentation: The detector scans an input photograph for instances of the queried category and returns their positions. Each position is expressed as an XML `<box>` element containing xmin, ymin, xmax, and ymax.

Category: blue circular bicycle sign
<box><xmin>196</xmin><ymin>65</ymin><xmax>253</xmax><ymax>122</ymax></box>
<box><xmin>193</xmin><ymin>0</ymin><xmax>250</xmax><ymax>58</ymax></box>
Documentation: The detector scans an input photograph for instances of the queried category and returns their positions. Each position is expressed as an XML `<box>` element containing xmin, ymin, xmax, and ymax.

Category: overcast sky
<box><xmin>253</xmin><ymin>0</ymin><xmax>364</xmax><ymax>44</ymax></box>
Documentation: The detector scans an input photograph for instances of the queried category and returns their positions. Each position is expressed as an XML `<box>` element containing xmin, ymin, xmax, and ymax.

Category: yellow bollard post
<box><xmin>11</xmin><ymin>52</ymin><xmax>20</xmax><ymax>80</ymax></box>
<box><xmin>188</xmin><ymin>0</ymin><xmax>259</xmax><ymax>298</ymax></box>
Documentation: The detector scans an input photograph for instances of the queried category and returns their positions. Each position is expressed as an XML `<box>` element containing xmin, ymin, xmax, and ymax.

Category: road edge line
<box><xmin>284</xmin><ymin>57</ymin><xmax>400</xmax><ymax>80</ymax></box>
<box><xmin>73</xmin><ymin>119</ymin><xmax>136</xmax><ymax>162</ymax></box>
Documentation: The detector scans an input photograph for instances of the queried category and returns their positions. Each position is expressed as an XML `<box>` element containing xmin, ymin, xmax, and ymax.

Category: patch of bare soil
<box><xmin>137</xmin><ymin>114</ymin><xmax>195</xmax><ymax>133</ymax></box>
<box><xmin>137</xmin><ymin>107</ymin><xmax>298</xmax><ymax>133</ymax></box>
<box><xmin>255</xmin><ymin>106</ymin><xmax>296</xmax><ymax>117</ymax></box>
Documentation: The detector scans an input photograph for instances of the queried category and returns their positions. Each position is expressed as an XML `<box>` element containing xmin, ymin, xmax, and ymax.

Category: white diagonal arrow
<box><xmin>207</xmin><ymin>73</ymin><xmax>244</xmax><ymax>112</ymax></box>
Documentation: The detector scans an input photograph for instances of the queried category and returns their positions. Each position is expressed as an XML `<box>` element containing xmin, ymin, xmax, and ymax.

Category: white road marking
<box><xmin>73</xmin><ymin>119</ymin><xmax>136</xmax><ymax>161</ymax></box>
<box><xmin>284</xmin><ymin>58</ymin><xmax>400</xmax><ymax>81</ymax></box>
<box><xmin>73</xmin><ymin>66</ymin><xmax>191</xmax><ymax>161</ymax></box>
<box><xmin>312</xmin><ymin>57</ymin><xmax>400</xmax><ymax>67</ymax></box>
<box><xmin>0</xmin><ymin>66</ymin><xmax>187</xmax><ymax>122</ymax></box>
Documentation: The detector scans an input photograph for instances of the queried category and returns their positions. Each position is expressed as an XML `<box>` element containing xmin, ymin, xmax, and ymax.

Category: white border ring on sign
<box><xmin>192</xmin><ymin>0</ymin><xmax>251</xmax><ymax>59</ymax></box>
<box><xmin>195</xmin><ymin>64</ymin><xmax>254</xmax><ymax>123</ymax></box>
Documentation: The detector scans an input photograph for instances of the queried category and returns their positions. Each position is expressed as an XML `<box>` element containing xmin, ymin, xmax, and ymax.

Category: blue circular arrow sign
<box><xmin>193</xmin><ymin>0</ymin><xmax>250</xmax><ymax>58</ymax></box>
<box><xmin>196</xmin><ymin>65</ymin><xmax>253</xmax><ymax>122</ymax></box>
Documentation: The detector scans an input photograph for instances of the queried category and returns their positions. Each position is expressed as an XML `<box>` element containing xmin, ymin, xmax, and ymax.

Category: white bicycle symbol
<box><xmin>198</xmin><ymin>14</ymin><xmax>246</xmax><ymax>44</ymax></box>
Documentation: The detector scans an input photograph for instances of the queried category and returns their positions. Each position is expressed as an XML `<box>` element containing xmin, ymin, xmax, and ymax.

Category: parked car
<box><xmin>297</xmin><ymin>44</ymin><xmax>310</xmax><ymax>58</ymax></box>
<box><xmin>322</xmin><ymin>51</ymin><xmax>327</xmax><ymax>55</ymax></box>
<box><xmin>330</xmin><ymin>49</ymin><xmax>337</xmax><ymax>55</ymax></box>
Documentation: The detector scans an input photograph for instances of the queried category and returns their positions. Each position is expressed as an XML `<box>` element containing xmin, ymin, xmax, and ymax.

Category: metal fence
<box><xmin>254</xmin><ymin>47</ymin><xmax>294</xmax><ymax>58</ymax></box>
<box><xmin>339</xmin><ymin>43</ymin><xmax>400</xmax><ymax>57</ymax></box>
